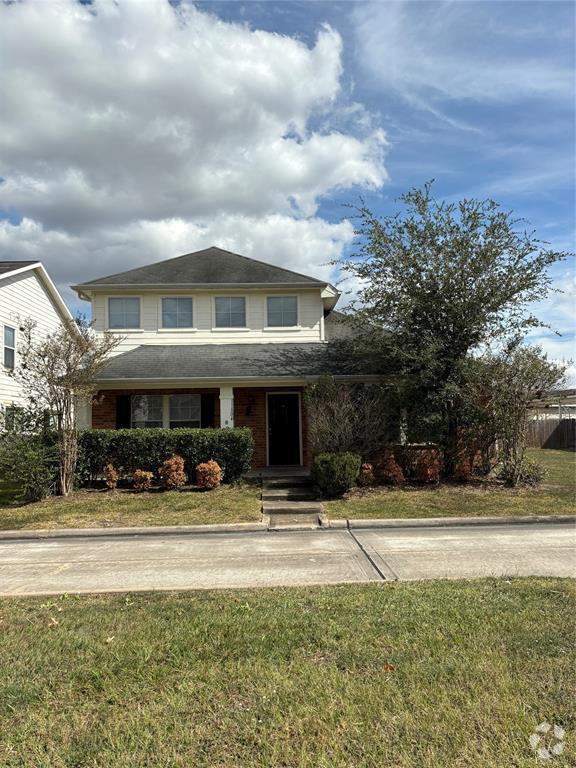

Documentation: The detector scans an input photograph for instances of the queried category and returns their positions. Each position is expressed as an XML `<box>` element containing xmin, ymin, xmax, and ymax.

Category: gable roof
<box><xmin>73</xmin><ymin>247</ymin><xmax>330</xmax><ymax>292</ymax></box>
<box><xmin>0</xmin><ymin>260</ymin><xmax>39</xmax><ymax>277</ymax></box>
<box><xmin>0</xmin><ymin>260</ymin><xmax>73</xmax><ymax>323</ymax></box>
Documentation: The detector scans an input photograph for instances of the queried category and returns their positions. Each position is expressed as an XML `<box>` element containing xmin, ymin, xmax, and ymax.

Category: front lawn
<box><xmin>325</xmin><ymin>448</ymin><xmax>575</xmax><ymax>520</ymax></box>
<box><xmin>0</xmin><ymin>579</ymin><xmax>574</xmax><ymax>767</ymax></box>
<box><xmin>0</xmin><ymin>484</ymin><xmax>261</xmax><ymax>530</ymax></box>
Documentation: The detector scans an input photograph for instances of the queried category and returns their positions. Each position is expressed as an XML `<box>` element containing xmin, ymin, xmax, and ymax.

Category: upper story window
<box><xmin>108</xmin><ymin>297</ymin><xmax>140</xmax><ymax>329</ymax></box>
<box><xmin>162</xmin><ymin>297</ymin><xmax>193</xmax><ymax>328</ymax></box>
<box><xmin>131</xmin><ymin>394</ymin><xmax>163</xmax><ymax>428</ymax></box>
<box><xmin>267</xmin><ymin>296</ymin><xmax>298</xmax><ymax>327</ymax></box>
<box><xmin>215</xmin><ymin>296</ymin><xmax>246</xmax><ymax>328</ymax></box>
<box><xmin>3</xmin><ymin>326</ymin><xmax>15</xmax><ymax>369</ymax></box>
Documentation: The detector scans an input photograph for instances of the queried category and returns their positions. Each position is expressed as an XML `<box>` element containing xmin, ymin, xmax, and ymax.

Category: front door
<box><xmin>267</xmin><ymin>393</ymin><xmax>301</xmax><ymax>466</ymax></box>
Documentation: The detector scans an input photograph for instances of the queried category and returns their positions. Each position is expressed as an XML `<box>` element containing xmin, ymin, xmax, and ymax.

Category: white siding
<box><xmin>0</xmin><ymin>270</ymin><xmax>64</xmax><ymax>408</ymax></box>
<box><xmin>91</xmin><ymin>289</ymin><xmax>325</xmax><ymax>354</ymax></box>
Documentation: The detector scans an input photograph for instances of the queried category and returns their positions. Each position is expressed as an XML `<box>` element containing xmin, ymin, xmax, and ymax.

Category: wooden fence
<box><xmin>526</xmin><ymin>419</ymin><xmax>576</xmax><ymax>450</ymax></box>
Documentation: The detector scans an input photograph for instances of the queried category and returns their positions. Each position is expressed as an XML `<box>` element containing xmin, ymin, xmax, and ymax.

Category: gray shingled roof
<box><xmin>95</xmin><ymin>343</ymin><xmax>371</xmax><ymax>381</ymax></box>
<box><xmin>0</xmin><ymin>260</ymin><xmax>38</xmax><ymax>276</ymax></box>
<box><xmin>74</xmin><ymin>247</ymin><xmax>327</xmax><ymax>289</ymax></box>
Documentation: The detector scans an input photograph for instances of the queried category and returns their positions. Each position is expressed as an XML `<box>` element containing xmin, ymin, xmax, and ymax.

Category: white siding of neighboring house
<box><xmin>90</xmin><ymin>288</ymin><xmax>325</xmax><ymax>354</ymax></box>
<box><xmin>0</xmin><ymin>270</ymin><xmax>65</xmax><ymax>409</ymax></box>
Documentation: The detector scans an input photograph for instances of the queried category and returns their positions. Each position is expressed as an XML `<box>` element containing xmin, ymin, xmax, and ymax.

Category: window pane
<box><xmin>170</xmin><ymin>394</ymin><xmax>201</xmax><ymax>427</ymax></box>
<box><xmin>215</xmin><ymin>297</ymin><xmax>245</xmax><ymax>327</ymax></box>
<box><xmin>163</xmin><ymin>312</ymin><xmax>178</xmax><ymax>328</ymax></box>
<box><xmin>109</xmin><ymin>298</ymin><xmax>140</xmax><ymax>329</ymax></box>
<box><xmin>131</xmin><ymin>394</ymin><xmax>163</xmax><ymax>428</ymax></box>
<box><xmin>4</xmin><ymin>347</ymin><xmax>14</xmax><ymax>369</ymax></box>
<box><xmin>4</xmin><ymin>326</ymin><xmax>15</xmax><ymax>347</ymax></box>
<box><xmin>162</xmin><ymin>298</ymin><xmax>192</xmax><ymax>328</ymax></box>
<box><xmin>267</xmin><ymin>296</ymin><xmax>297</xmax><ymax>327</ymax></box>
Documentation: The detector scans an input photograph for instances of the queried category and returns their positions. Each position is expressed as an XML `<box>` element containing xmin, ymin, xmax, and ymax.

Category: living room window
<box><xmin>130</xmin><ymin>395</ymin><xmax>163</xmax><ymax>428</ymax></box>
<box><xmin>267</xmin><ymin>296</ymin><xmax>298</xmax><ymax>327</ymax></box>
<box><xmin>162</xmin><ymin>297</ymin><xmax>193</xmax><ymax>328</ymax></box>
<box><xmin>214</xmin><ymin>296</ymin><xmax>246</xmax><ymax>328</ymax></box>
<box><xmin>3</xmin><ymin>326</ymin><xmax>15</xmax><ymax>369</ymax></box>
<box><xmin>108</xmin><ymin>297</ymin><xmax>141</xmax><ymax>329</ymax></box>
<box><xmin>169</xmin><ymin>394</ymin><xmax>201</xmax><ymax>428</ymax></box>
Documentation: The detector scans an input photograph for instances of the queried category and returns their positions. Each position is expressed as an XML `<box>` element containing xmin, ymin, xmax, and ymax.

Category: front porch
<box><xmin>88</xmin><ymin>385</ymin><xmax>310</xmax><ymax>470</ymax></box>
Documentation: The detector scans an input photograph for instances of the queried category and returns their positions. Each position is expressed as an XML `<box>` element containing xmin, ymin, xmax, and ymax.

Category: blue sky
<box><xmin>0</xmin><ymin>0</ymin><xmax>574</xmax><ymax>376</ymax></box>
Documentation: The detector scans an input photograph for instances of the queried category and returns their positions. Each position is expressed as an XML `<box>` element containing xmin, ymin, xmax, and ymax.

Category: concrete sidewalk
<box><xmin>0</xmin><ymin>522</ymin><xmax>574</xmax><ymax>596</ymax></box>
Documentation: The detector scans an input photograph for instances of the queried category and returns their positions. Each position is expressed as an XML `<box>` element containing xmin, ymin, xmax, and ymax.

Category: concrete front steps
<box><xmin>261</xmin><ymin>474</ymin><xmax>324</xmax><ymax>530</ymax></box>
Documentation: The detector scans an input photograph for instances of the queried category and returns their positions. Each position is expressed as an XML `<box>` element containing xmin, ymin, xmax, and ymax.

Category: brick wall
<box><xmin>92</xmin><ymin>386</ymin><xmax>309</xmax><ymax>469</ymax></box>
<box><xmin>234</xmin><ymin>386</ymin><xmax>309</xmax><ymax>468</ymax></box>
<box><xmin>92</xmin><ymin>389</ymin><xmax>220</xmax><ymax>429</ymax></box>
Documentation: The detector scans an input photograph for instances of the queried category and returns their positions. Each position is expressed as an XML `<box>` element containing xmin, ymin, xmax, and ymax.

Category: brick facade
<box><xmin>234</xmin><ymin>386</ymin><xmax>309</xmax><ymax>468</ymax></box>
<box><xmin>91</xmin><ymin>386</ymin><xmax>308</xmax><ymax>469</ymax></box>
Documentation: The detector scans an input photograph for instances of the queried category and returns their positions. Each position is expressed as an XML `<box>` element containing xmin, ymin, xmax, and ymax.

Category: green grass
<box><xmin>0</xmin><ymin>579</ymin><xmax>574</xmax><ymax>767</ymax></box>
<box><xmin>325</xmin><ymin>449</ymin><xmax>576</xmax><ymax>520</ymax></box>
<box><xmin>0</xmin><ymin>484</ymin><xmax>261</xmax><ymax>530</ymax></box>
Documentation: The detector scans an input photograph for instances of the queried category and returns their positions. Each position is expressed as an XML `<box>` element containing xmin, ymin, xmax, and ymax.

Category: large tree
<box><xmin>339</xmin><ymin>182</ymin><xmax>570</xmax><ymax>469</ymax></box>
<box><xmin>15</xmin><ymin>317</ymin><xmax>120</xmax><ymax>496</ymax></box>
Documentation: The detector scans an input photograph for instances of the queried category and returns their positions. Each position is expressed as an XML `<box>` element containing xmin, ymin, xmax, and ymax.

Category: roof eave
<box><xmin>73</xmin><ymin>281</ymin><xmax>328</xmax><ymax>292</ymax></box>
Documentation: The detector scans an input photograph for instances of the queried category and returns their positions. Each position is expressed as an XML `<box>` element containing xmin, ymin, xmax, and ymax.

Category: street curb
<box><xmin>0</xmin><ymin>515</ymin><xmax>573</xmax><ymax>542</ymax></box>
<box><xmin>0</xmin><ymin>521</ymin><xmax>268</xmax><ymax>541</ymax></box>
<box><xmin>345</xmin><ymin>515</ymin><xmax>576</xmax><ymax>530</ymax></box>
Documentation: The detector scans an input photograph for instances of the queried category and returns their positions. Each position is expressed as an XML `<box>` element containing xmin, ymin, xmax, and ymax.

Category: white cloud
<box><xmin>354</xmin><ymin>1</ymin><xmax>574</xmax><ymax>110</ymax></box>
<box><xmin>0</xmin><ymin>214</ymin><xmax>355</xmax><ymax>310</ymax></box>
<box><xmin>0</xmin><ymin>0</ymin><xmax>386</xmax><ymax>298</ymax></box>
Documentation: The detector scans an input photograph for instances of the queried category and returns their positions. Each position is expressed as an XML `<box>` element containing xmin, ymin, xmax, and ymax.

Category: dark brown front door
<box><xmin>267</xmin><ymin>393</ymin><xmax>301</xmax><ymax>465</ymax></box>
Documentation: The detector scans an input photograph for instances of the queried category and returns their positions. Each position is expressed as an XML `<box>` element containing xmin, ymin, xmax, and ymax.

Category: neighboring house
<box><xmin>0</xmin><ymin>261</ymin><xmax>73</xmax><ymax>423</ymax></box>
<box><xmin>72</xmin><ymin>247</ymin><xmax>369</xmax><ymax>468</ymax></box>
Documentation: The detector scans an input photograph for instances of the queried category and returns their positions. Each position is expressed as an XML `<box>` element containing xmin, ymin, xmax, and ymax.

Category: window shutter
<box><xmin>201</xmin><ymin>394</ymin><xmax>215</xmax><ymax>428</ymax></box>
<box><xmin>116</xmin><ymin>395</ymin><xmax>131</xmax><ymax>429</ymax></box>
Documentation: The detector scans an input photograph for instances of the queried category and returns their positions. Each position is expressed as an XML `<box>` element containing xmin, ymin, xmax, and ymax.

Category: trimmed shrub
<box><xmin>454</xmin><ymin>455</ymin><xmax>473</xmax><ymax>483</ymax></box>
<box><xmin>312</xmin><ymin>452</ymin><xmax>361</xmax><ymax>497</ymax></box>
<box><xmin>358</xmin><ymin>462</ymin><xmax>375</xmax><ymax>487</ymax></box>
<box><xmin>132</xmin><ymin>469</ymin><xmax>153</xmax><ymax>492</ymax></box>
<box><xmin>195</xmin><ymin>460</ymin><xmax>223</xmax><ymax>490</ymax></box>
<box><xmin>104</xmin><ymin>463</ymin><xmax>119</xmax><ymax>490</ymax></box>
<box><xmin>77</xmin><ymin>427</ymin><xmax>254</xmax><ymax>484</ymax></box>
<box><xmin>379</xmin><ymin>454</ymin><xmax>405</xmax><ymax>486</ymax></box>
<box><xmin>159</xmin><ymin>455</ymin><xmax>187</xmax><ymax>490</ymax></box>
<box><xmin>415</xmin><ymin>450</ymin><xmax>441</xmax><ymax>484</ymax></box>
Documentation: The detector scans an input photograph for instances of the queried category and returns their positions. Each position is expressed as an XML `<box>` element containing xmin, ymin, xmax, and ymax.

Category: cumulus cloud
<box><xmin>0</xmin><ymin>214</ymin><xmax>355</xmax><ymax>309</ymax></box>
<box><xmin>0</xmin><ymin>0</ymin><xmax>386</xmax><ymax>299</ymax></box>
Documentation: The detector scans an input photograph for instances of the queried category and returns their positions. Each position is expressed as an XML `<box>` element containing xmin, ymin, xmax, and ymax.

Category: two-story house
<box><xmin>72</xmin><ymin>247</ymin><xmax>361</xmax><ymax>468</ymax></box>
<box><xmin>1</xmin><ymin>261</ymin><xmax>73</xmax><ymax>423</ymax></box>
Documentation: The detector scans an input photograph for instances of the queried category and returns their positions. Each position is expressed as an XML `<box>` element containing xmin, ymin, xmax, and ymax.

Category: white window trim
<box><xmin>211</xmin><ymin>295</ymin><xmax>248</xmax><ymax>331</ymax></box>
<box><xmin>158</xmin><ymin>296</ymin><xmax>196</xmax><ymax>331</ymax></box>
<box><xmin>265</xmin><ymin>295</ymin><xmax>300</xmax><ymax>329</ymax></box>
<box><xmin>106</xmin><ymin>296</ymin><xmax>143</xmax><ymax>331</ymax></box>
<box><xmin>3</xmin><ymin>324</ymin><xmax>16</xmax><ymax>370</ymax></box>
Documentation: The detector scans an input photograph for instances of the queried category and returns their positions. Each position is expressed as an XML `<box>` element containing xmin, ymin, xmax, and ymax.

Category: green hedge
<box><xmin>77</xmin><ymin>428</ymin><xmax>254</xmax><ymax>485</ymax></box>
<box><xmin>311</xmin><ymin>452</ymin><xmax>361</xmax><ymax>497</ymax></box>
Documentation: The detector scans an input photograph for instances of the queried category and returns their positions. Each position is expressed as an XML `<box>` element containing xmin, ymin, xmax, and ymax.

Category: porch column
<box><xmin>219</xmin><ymin>386</ymin><xmax>234</xmax><ymax>428</ymax></box>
